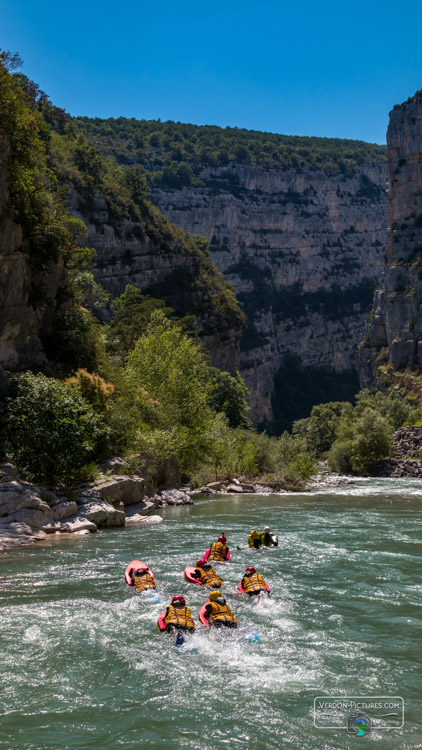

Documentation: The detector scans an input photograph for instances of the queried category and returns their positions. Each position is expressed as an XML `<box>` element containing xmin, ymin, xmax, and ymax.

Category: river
<box><xmin>1</xmin><ymin>478</ymin><xmax>421</xmax><ymax>749</ymax></box>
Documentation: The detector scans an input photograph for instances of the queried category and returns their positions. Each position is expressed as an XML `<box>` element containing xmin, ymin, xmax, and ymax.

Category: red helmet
<box><xmin>245</xmin><ymin>566</ymin><xmax>256</xmax><ymax>574</ymax></box>
<box><xmin>196</xmin><ymin>559</ymin><xmax>206</xmax><ymax>568</ymax></box>
<box><xmin>171</xmin><ymin>595</ymin><xmax>185</xmax><ymax>605</ymax></box>
<box><xmin>218</xmin><ymin>535</ymin><xmax>227</xmax><ymax>543</ymax></box>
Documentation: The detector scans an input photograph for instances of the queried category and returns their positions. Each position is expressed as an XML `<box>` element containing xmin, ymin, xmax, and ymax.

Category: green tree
<box><xmin>328</xmin><ymin>405</ymin><xmax>392</xmax><ymax>475</ymax></box>
<box><xmin>124</xmin><ymin>311</ymin><xmax>215</xmax><ymax>473</ymax></box>
<box><xmin>276</xmin><ymin>431</ymin><xmax>315</xmax><ymax>481</ymax></box>
<box><xmin>293</xmin><ymin>401</ymin><xmax>347</xmax><ymax>456</ymax></box>
<box><xmin>354</xmin><ymin>390</ymin><xmax>419</xmax><ymax>430</ymax></box>
<box><xmin>208</xmin><ymin>369</ymin><xmax>250</xmax><ymax>428</ymax></box>
<box><xmin>108</xmin><ymin>285</ymin><xmax>172</xmax><ymax>358</ymax></box>
<box><xmin>3</xmin><ymin>372</ymin><xmax>108</xmax><ymax>486</ymax></box>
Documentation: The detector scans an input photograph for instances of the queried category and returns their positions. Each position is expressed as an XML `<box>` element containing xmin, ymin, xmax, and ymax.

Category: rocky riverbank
<box><xmin>0</xmin><ymin>462</ymin><xmax>357</xmax><ymax>552</ymax></box>
<box><xmin>0</xmin><ymin>462</ymin><xmax>192</xmax><ymax>552</ymax></box>
<box><xmin>377</xmin><ymin>425</ymin><xmax>422</xmax><ymax>478</ymax></box>
<box><xmin>192</xmin><ymin>472</ymin><xmax>354</xmax><ymax>495</ymax></box>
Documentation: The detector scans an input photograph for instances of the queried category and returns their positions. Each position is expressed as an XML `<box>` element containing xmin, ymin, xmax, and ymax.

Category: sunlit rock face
<box><xmin>150</xmin><ymin>162</ymin><xmax>386</xmax><ymax>428</ymax></box>
<box><xmin>359</xmin><ymin>90</ymin><xmax>422</xmax><ymax>387</ymax></box>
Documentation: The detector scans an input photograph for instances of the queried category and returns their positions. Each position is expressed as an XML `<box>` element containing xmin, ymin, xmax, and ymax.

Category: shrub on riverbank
<box><xmin>1</xmin><ymin>372</ymin><xmax>108</xmax><ymax>486</ymax></box>
<box><xmin>327</xmin><ymin>391</ymin><xmax>420</xmax><ymax>475</ymax></box>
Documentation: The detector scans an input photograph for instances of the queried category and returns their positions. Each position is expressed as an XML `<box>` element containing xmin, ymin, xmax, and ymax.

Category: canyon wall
<box><xmin>359</xmin><ymin>90</ymin><xmax>422</xmax><ymax>386</ymax></box>
<box><xmin>0</xmin><ymin>136</ymin><xmax>64</xmax><ymax>372</ymax></box>
<box><xmin>150</xmin><ymin>162</ymin><xmax>387</xmax><ymax>428</ymax></box>
<box><xmin>68</xmin><ymin>187</ymin><xmax>244</xmax><ymax>374</ymax></box>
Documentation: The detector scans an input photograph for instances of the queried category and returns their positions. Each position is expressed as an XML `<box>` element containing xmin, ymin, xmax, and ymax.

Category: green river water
<box><xmin>1</xmin><ymin>478</ymin><xmax>421</xmax><ymax>749</ymax></box>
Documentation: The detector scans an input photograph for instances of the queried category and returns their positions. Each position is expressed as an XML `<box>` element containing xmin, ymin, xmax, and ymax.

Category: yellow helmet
<box><xmin>209</xmin><ymin>590</ymin><xmax>222</xmax><ymax>601</ymax></box>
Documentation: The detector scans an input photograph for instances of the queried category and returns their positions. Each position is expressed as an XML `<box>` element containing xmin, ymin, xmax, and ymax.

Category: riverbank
<box><xmin>0</xmin><ymin>462</ymin><xmax>194</xmax><ymax>552</ymax></box>
<box><xmin>0</xmin><ymin>462</ymin><xmax>355</xmax><ymax>553</ymax></box>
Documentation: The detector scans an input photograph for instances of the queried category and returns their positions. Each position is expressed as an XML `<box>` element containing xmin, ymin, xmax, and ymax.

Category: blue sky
<box><xmin>1</xmin><ymin>0</ymin><xmax>421</xmax><ymax>144</ymax></box>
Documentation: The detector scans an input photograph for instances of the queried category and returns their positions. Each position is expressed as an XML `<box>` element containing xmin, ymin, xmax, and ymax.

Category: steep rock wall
<box><xmin>68</xmin><ymin>186</ymin><xmax>243</xmax><ymax>373</ymax></box>
<box><xmin>150</xmin><ymin>162</ymin><xmax>387</xmax><ymax>428</ymax></box>
<box><xmin>0</xmin><ymin>136</ymin><xmax>63</xmax><ymax>372</ymax></box>
<box><xmin>359</xmin><ymin>90</ymin><xmax>422</xmax><ymax>386</ymax></box>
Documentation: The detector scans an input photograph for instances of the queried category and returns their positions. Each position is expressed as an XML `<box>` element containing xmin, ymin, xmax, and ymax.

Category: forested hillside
<box><xmin>77</xmin><ymin>116</ymin><xmax>386</xmax><ymax>177</ymax></box>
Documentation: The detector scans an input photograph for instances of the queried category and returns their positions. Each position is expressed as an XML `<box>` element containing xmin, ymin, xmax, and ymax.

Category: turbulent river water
<box><xmin>1</xmin><ymin>478</ymin><xmax>422</xmax><ymax>749</ymax></box>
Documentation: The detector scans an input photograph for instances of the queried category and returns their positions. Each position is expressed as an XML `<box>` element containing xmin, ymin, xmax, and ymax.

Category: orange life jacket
<box><xmin>163</xmin><ymin>604</ymin><xmax>195</xmax><ymax>630</ymax></box>
<box><xmin>242</xmin><ymin>572</ymin><xmax>267</xmax><ymax>594</ymax></box>
<box><xmin>133</xmin><ymin>571</ymin><xmax>155</xmax><ymax>591</ymax></box>
<box><xmin>208</xmin><ymin>541</ymin><xmax>229</xmax><ymax>562</ymax></box>
<box><xmin>197</xmin><ymin>566</ymin><xmax>223</xmax><ymax>587</ymax></box>
<box><xmin>209</xmin><ymin>599</ymin><xmax>237</xmax><ymax>625</ymax></box>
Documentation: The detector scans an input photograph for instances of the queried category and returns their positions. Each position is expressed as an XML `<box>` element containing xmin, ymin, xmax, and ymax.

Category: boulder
<box><xmin>4</xmin><ymin>508</ymin><xmax>56</xmax><ymax>529</ymax></box>
<box><xmin>77</xmin><ymin>501</ymin><xmax>125</xmax><ymax>528</ymax></box>
<box><xmin>49</xmin><ymin>500</ymin><xmax>78</xmax><ymax>521</ymax></box>
<box><xmin>61</xmin><ymin>517</ymin><xmax>97</xmax><ymax>534</ymax></box>
<box><xmin>100</xmin><ymin>457</ymin><xmax>129</xmax><ymax>474</ymax></box>
<box><xmin>111</xmin><ymin>500</ymin><xmax>125</xmax><ymax>513</ymax></box>
<box><xmin>254</xmin><ymin>484</ymin><xmax>276</xmax><ymax>494</ymax></box>
<box><xmin>97</xmin><ymin>476</ymin><xmax>145</xmax><ymax>506</ymax></box>
<box><xmin>126</xmin><ymin>514</ymin><xmax>163</xmax><ymax>525</ymax></box>
<box><xmin>240</xmin><ymin>483</ymin><xmax>256</xmax><ymax>493</ymax></box>
<box><xmin>0</xmin><ymin>521</ymin><xmax>47</xmax><ymax>549</ymax></box>
<box><xmin>226</xmin><ymin>484</ymin><xmax>245</xmax><ymax>493</ymax></box>
<box><xmin>41</xmin><ymin>520</ymin><xmax>63</xmax><ymax>534</ymax></box>
<box><xmin>0</xmin><ymin>463</ymin><xmax>20</xmax><ymax>481</ymax></box>
<box><xmin>206</xmin><ymin>481</ymin><xmax>225</xmax><ymax>491</ymax></box>
<box><xmin>0</xmin><ymin>487</ymin><xmax>51</xmax><ymax>518</ymax></box>
<box><xmin>124</xmin><ymin>499</ymin><xmax>155</xmax><ymax>517</ymax></box>
<box><xmin>157</xmin><ymin>489</ymin><xmax>192</xmax><ymax>506</ymax></box>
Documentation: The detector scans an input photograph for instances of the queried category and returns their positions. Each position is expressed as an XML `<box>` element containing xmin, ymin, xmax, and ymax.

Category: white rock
<box><xmin>158</xmin><ymin>489</ymin><xmax>192</xmax><ymax>506</ymax></box>
<box><xmin>49</xmin><ymin>501</ymin><xmax>78</xmax><ymax>521</ymax></box>
<box><xmin>77</xmin><ymin>501</ymin><xmax>125</xmax><ymax>528</ymax></box>
<box><xmin>126</xmin><ymin>514</ymin><xmax>163</xmax><ymax>525</ymax></box>
<box><xmin>0</xmin><ymin>488</ymin><xmax>51</xmax><ymax>518</ymax></box>
<box><xmin>97</xmin><ymin>476</ymin><xmax>145</xmax><ymax>506</ymax></box>
<box><xmin>206</xmin><ymin>481</ymin><xmax>225</xmax><ymax>491</ymax></box>
<box><xmin>124</xmin><ymin>500</ymin><xmax>155</xmax><ymax>518</ymax></box>
<box><xmin>4</xmin><ymin>508</ymin><xmax>55</xmax><ymax>529</ymax></box>
<box><xmin>61</xmin><ymin>517</ymin><xmax>97</xmax><ymax>534</ymax></box>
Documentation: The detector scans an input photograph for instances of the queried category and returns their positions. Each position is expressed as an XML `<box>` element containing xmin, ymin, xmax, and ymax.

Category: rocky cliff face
<box><xmin>0</xmin><ymin>136</ymin><xmax>64</xmax><ymax>373</ymax></box>
<box><xmin>359</xmin><ymin>90</ymin><xmax>422</xmax><ymax>386</ymax></box>
<box><xmin>68</xmin><ymin>185</ymin><xmax>243</xmax><ymax>373</ymax></box>
<box><xmin>150</xmin><ymin>162</ymin><xmax>387</xmax><ymax>428</ymax></box>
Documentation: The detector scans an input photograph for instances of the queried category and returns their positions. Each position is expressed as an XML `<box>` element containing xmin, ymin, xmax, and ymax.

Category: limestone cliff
<box><xmin>67</xmin><ymin>185</ymin><xmax>244</xmax><ymax>373</ymax></box>
<box><xmin>359</xmin><ymin>89</ymin><xmax>422</xmax><ymax>386</ymax></box>
<box><xmin>150</xmin><ymin>162</ymin><xmax>387</xmax><ymax>428</ymax></box>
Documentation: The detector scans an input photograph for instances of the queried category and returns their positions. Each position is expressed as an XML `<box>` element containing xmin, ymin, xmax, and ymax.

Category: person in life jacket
<box><xmin>260</xmin><ymin>526</ymin><xmax>278</xmax><ymax>547</ymax></box>
<box><xmin>131</xmin><ymin>565</ymin><xmax>155</xmax><ymax>591</ymax></box>
<box><xmin>191</xmin><ymin>559</ymin><xmax>224</xmax><ymax>588</ymax></box>
<box><xmin>163</xmin><ymin>595</ymin><xmax>195</xmax><ymax>633</ymax></box>
<box><xmin>206</xmin><ymin>534</ymin><xmax>230</xmax><ymax>562</ymax></box>
<box><xmin>241</xmin><ymin>567</ymin><xmax>269</xmax><ymax>597</ymax></box>
<box><xmin>202</xmin><ymin>590</ymin><xmax>237</xmax><ymax>628</ymax></box>
<box><xmin>248</xmin><ymin>529</ymin><xmax>262</xmax><ymax>549</ymax></box>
